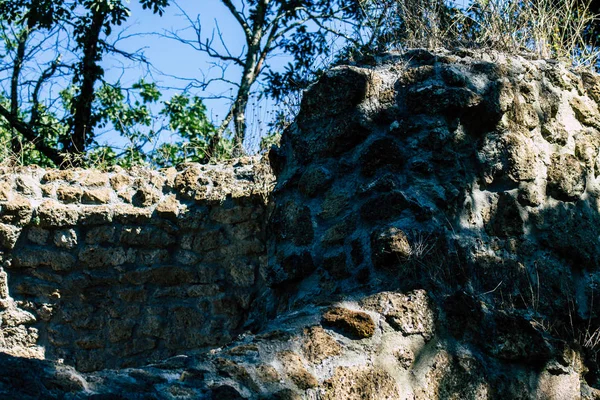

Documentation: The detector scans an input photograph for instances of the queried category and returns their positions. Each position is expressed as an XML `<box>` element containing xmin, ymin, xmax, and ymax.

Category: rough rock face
<box><xmin>263</xmin><ymin>48</ymin><xmax>600</xmax><ymax>398</ymax></box>
<box><xmin>2</xmin><ymin>49</ymin><xmax>600</xmax><ymax>399</ymax></box>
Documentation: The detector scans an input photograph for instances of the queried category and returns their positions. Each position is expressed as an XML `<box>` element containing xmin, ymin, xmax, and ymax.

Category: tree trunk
<box><xmin>68</xmin><ymin>8</ymin><xmax>106</xmax><ymax>155</ymax></box>
<box><xmin>232</xmin><ymin>90</ymin><xmax>249</xmax><ymax>157</ymax></box>
<box><xmin>10</xmin><ymin>29</ymin><xmax>29</xmax><ymax>156</ymax></box>
<box><xmin>230</xmin><ymin>37</ymin><xmax>263</xmax><ymax>157</ymax></box>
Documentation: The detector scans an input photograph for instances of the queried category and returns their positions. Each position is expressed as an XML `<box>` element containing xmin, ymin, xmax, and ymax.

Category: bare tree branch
<box><xmin>220</xmin><ymin>0</ymin><xmax>252</xmax><ymax>39</ymax></box>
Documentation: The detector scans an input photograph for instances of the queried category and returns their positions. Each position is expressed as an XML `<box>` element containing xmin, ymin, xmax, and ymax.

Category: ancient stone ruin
<box><xmin>1</xmin><ymin>49</ymin><xmax>600</xmax><ymax>399</ymax></box>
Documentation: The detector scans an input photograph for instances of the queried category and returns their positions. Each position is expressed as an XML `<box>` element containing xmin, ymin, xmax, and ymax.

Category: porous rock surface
<box><xmin>0</xmin><ymin>158</ymin><xmax>274</xmax><ymax>372</ymax></box>
<box><xmin>2</xmin><ymin>49</ymin><xmax>600</xmax><ymax>399</ymax></box>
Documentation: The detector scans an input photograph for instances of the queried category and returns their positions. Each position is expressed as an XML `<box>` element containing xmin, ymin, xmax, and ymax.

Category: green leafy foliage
<box><xmin>153</xmin><ymin>94</ymin><xmax>231</xmax><ymax>167</ymax></box>
<box><xmin>0</xmin><ymin>74</ymin><xmax>224</xmax><ymax>168</ymax></box>
<box><xmin>92</xmin><ymin>81</ymin><xmax>228</xmax><ymax>168</ymax></box>
<box><xmin>0</xmin><ymin>0</ymin><xmax>172</xmax><ymax>166</ymax></box>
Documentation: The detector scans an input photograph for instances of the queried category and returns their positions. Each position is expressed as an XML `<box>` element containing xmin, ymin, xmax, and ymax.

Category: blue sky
<box><xmin>101</xmin><ymin>0</ymin><xmax>285</xmax><ymax>152</ymax></box>
<box><xmin>103</xmin><ymin>0</ymin><xmax>474</xmax><ymax>148</ymax></box>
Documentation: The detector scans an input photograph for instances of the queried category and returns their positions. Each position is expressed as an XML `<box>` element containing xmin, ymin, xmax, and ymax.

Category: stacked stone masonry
<box><xmin>0</xmin><ymin>158</ymin><xmax>274</xmax><ymax>371</ymax></box>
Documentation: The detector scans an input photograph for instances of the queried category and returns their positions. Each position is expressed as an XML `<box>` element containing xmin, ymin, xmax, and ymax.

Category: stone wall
<box><xmin>2</xmin><ymin>49</ymin><xmax>600</xmax><ymax>399</ymax></box>
<box><xmin>0</xmin><ymin>158</ymin><xmax>274</xmax><ymax>371</ymax></box>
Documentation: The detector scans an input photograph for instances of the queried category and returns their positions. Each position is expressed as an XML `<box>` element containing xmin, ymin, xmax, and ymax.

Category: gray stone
<box><xmin>84</xmin><ymin>226</ymin><xmax>115</xmax><ymax>244</ymax></box>
<box><xmin>78</xmin><ymin>246</ymin><xmax>127</xmax><ymax>268</ymax></box>
<box><xmin>27</xmin><ymin>227</ymin><xmax>49</xmax><ymax>245</ymax></box>
<box><xmin>361</xmin><ymin>290</ymin><xmax>436</xmax><ymax>340</ymax></box>
<box><xmin>120</xmin><ymin>226</ymin><xmax>175</xmax><ymax>248</ymax></box>
<box><xmin>298</xmin><ymin>165</ymin><xmax>333</xmax><ymax>197</ymax></box>
<box><xmin>13</xmin><ymin>248</ymin><xmax>76</xmax><ymax>271</ymax></box>
<box><xmin>53</xmin><ymin>229</ymin><xmax>77</xmax><ymax>249</ymax></box>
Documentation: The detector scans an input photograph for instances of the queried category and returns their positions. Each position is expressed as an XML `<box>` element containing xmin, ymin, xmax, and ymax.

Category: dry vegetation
<box><xmin>361</xmin><ymin>0</ymin><xmax>600</xmax><ymax>67</ymax></box>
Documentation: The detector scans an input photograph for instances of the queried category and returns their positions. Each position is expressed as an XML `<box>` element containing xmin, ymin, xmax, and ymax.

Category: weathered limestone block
<box><xmin>165</xmin><ymin>306</ymin><xmax>207</xmax><ymax>349</ymax></box>
<box><xmin>505</xmin><ymin>132</ymin><xmax>538</xmax><ymax>182</ymax></box>
<box><xmin>78</xmin><ymin>246</ymin><xmax>127</xmax><ymax>268</ymax></box>
<box><xmin>119</xmin><ymin>226</ymin><xmax>175</xmax><ymax>248</ymax></box>
<box><xmin>1</xmin><ymin>196</ymin><xmax>33</xmax><ymax>225</ymax></box>
<box><xmin>277</xmin><ymin>351</ymin><xmax>318</xmax><ymax>390</ymax></box>
<box><xmin>78</xmin><ymin>205</ymin><xmax>113</xmax><ymax>225</ymax></box>
<box><xmin>360</xmin><ymin>191</ymin><xmax>409</xmax><ymax>222</ymax></box>
<box><xmin>0</xmin><ymin>268</ymin><xmax>8</xmax><ymax>300</ymax></box>
<box><xmin>518</xmin><ymin>180</ymin><xmax>545</xmax><ymax>207</ymax></box>
<box><xmin>155</xmin><ymin>195</ymin><xmax>180</xmax><ymax>218</ymax></box>
<box><xmin>298</xmin><ymin>165</ymin><xmax>333</xmax><ymax>197</ymax></box>
<box><xmin>361</xmin><ymin>290</ymin><xmax>436</xmax><ymax>340</ymax></box>
<box><xmin>174</xmin><ymin>166</ymin><xmax>205</xmax><ymax>200</ymax></box>
<box><xmin>109</xmin><ymin>173</ymin><xmax>131</xmax><ymax>191</ymax></box>
<box><xmin>321</xmin><ymin>219</ymin><xmax>355</xmax><ymax>245</ymax></box>
<box><xmin>82</xmin><ymin>188</ymin><xmax>111</xmax><ymax>205</ymax></box>
<box><xmin>322</xmin><ymin>366</ymin><xmax>400</xmax><ymax>400</ymax></box>
<box><xmin>132</xmin><ymin>186</ymin><xmax>160</xmax><ymax>207</ymax></box>
<box><xmin>57</xmin><ymin>186</ymin><xmax>83</xmax><ymax>203</ymax></box>
<box><xmin>2</xmin><ymin>325</ymin><xmax>41</xmax><ymax>358</ymax></box>
<box><xmin>541</xmin><ymin>123</ymin><xmax>569</xmax><ymax>146</ymax></box>
<box><xmin>0</xmin><ymin>223</ymin><xmax>21</xmax><ymax>249</ymax></box>
<box><xmin>271</xmin><ymin>201</ymin><xmax>313</xmax><ymax>246</ymax></box>
<box><xmin>37</xmin><ymin>201</ymin><xmax>79</xmax><ymax>227</ymax></box>
<box><xmin>321</xmin><ymin>307</ymin><xmax>375</xmax><ymax>339</ymax></box>
<box><xmin>26</xmin><ymin>227</ymin><xmax>49</xmax><ymax>245</ymax></box>
<box><xmin>84</xmin><ymin>226</ymin><xmax>115</xmax><ymax>244</ymax></box>
<box><xmin>581</xmin><ymin>70</ymin><xmax>600</xmax><ymax>104</ymax></box>
<box><xmin>319</xmin><ymin>188</ymin><xmax>350</xmax><ymax>220</ymax></box>
<box><xmin>53</xmin><ymin>229</ymin><xmax>77</xmax><ymax>249</ymax></box>
<box><xmin>210</xmin><ymin>204</ymin><xmax>254</xmax><ymax>225</ymax></box>
<box><xmin>79</xmin><ymin>171</ymin><xmax>109</xmax><ymax>187</ymax></box>
<box><xmin>396</xmin><ymin>347</ymin><xmax>415</xmax><ymax>369</ymax></box>
<box><xmin>36</xmin><ymin>304</ymin><xmax>54</xmax><ymax>322</ymax></box>
<box><xmin>371</xmin><ymin>227</ymin><xmax>412</xmax><ymax>269</ymax></box>
<box><xmin>124</xmin><ymin>266</ymin><xmax>195</xmax><ymax>286</ymax></box>
<box><xmin>14</xmin><ymin>176</ymin><xmax>39</xmax><ymax>197</ymax></box>
<box><xmin>302</xmin><ymin>326</ymin><xmax>342</xmax><ymax>364</ymax></box>
<box><xmin>13</xmin><ymin>248</ymin><xmax>76</xmax><ymax>271</ymax></box>
<box><xmin>571</xmin><ymin>96</ymin><xmax>600</xmax><ymax>129</ymax></box>
<box><xmin>400</xmin><ymin>64</ymin><xmax>436</xmax><ymax>86</ymax></box>
<box><xmin>113</xmin><ymin>204</ymin><xmax>153</xmax><ymax>224</ymax></box>
<box><xmin>226</xmin><ymin>261</ymin><xmax>255</xmax><ymax>287</ymax></box>
<box><xmin>536</xmin><ymin>370</ymin><xmax>581</xmax><ymax>400</ymax></box>
<box><xmin>414</xmin><ymin>350</ymin><xmax>489</xmax><ymax>400</ymax></box>
<box><xmin>173</xmin><ymin>249</ymin><xmax>199</xmax><ymax>266</ymax></box>
<box><xmin>322</xmin><ymin>249</ymin><xmax>349</xmax><ymax>279</ymax></box>
<box><xmin>108</xmin><ymin>319</ymin><xmax>136</xmax><ymax>343</ymax></box>
<box><xmin>268</xmin><ymin>251</ymin><xmax>315</xmax><ymax>285</ymax></box>
<box><xmin>135</xmin><ymin>249</ymin><xmax>170</xmax><ymax>265</ymax></box>
<box><xmin>485</xmin><ymin>192</ymin><xmax>524</xmax><ymax>237</ymax></box>
<box><xmin>547</xmin><ymin>153</ymin><xmax>586</xmax><ymax>201</ymax></box>
<box><xmin>0</xmin><ymin>181</ymin><xmax>12</xmax><ymax>201</ymax></box>
<box><xmin>407</xmin><ymin>85</ymin><xmax>483</xmax><ymax>115</ymax></box>
<box><xmin>1</xmin><ymin>307</ymin><xmax>36</xmax><ymax>327</ymax></box>
<box><xmin>42</xmin><ymin>170</ymin><xmax>75</xmax><ymax>183</ymax></box>
<box><xmin>359</xmin><ymin>137</ymin><xmax>405</xmax><ymax>176</ymax></box>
